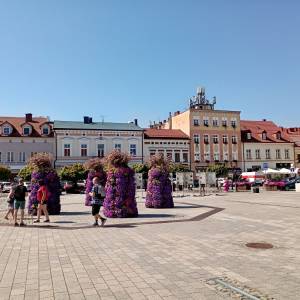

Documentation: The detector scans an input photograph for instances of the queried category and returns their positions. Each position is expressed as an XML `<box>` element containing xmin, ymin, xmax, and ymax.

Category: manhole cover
<box><xmin>246</xmin><ymin>242</ymin><xmax>273</xmax><ymax>249</ymax></box>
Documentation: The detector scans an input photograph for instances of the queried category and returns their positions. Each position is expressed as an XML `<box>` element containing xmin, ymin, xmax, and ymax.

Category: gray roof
<box><xmin>53</xmin><ymin>120</ymin><xmax>143</xmax><ymax>131</ymax></box>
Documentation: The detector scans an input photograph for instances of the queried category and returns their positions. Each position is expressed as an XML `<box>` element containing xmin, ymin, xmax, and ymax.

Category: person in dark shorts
<box><xmin>13</xmin><ymin>178</ymin><xmax>28</xmax><ymax>226</ymax></box>
<box><xmin>89</xmin><ymin>177</ymin><xmax>106</xmax><ymax>226</ymax></box>
<box><xmin>34</xmin><ymin>180</ymin><xmax>50</xmax><ymax>223</ymax></box>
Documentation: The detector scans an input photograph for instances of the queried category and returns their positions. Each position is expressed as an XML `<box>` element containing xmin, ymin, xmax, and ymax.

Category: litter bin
<box><xmin>253</xmin><ymin>186</ymin><xmax>260</xmax><ymax>193</ymax></box>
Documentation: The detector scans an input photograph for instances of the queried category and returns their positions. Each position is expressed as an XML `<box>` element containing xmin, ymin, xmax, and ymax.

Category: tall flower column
<box><xmin>145</xmin><ymin>153</ymin><xmax>174</xmax><ymax>208</ymax></box>
<box><xmin>103</xmin><ymin>150</ymin><xmax>138</xmax><ymax>218</ymax></box>
<box><xmin>84</xmin><ymin>158</ymin><xmax>106</xmax><ymax>206</ymax></box>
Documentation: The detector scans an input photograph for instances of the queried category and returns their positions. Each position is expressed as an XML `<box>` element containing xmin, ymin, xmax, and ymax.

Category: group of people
<box><xmin>4</xmin><ymin>176</ymin><xmax>107</xmax><ymax>227</ymax></box>
<box><xmin>5</xmin><ymin>178</ymin><xmax>50</xmax><ymax>226</ymax></box>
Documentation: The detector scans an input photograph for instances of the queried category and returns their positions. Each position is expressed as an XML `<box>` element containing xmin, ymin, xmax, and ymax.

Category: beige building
<box><xmin>241</xmin><ymin>120</ymin><xmax>294</xmax><ymax>171</ymax></box>
<box><xmin>0</xmin><ymin>114</ymin><xmax>54</xmax><ymax>174</ymax></box>
<box><xmin>144</xmin><ymin>128</ymin><xmax>190</xmax><ymax>167</ymax></box>
<box><xmin>155</xmin><ymin>87</ymin><xmax>242</xmax><ymax>172</ymax></box>
<box><xmin>281</xmin><ymin>127</ymin><xmax>300</xmax><ymax>170</ymax></box>
<box><xmin>53</xmin><ymin>117</ymin><xmax>143</xmax><ymax>168</ymax></box>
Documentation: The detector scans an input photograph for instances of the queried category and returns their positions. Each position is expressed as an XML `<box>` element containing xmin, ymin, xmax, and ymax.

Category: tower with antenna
<box><xmin>189</xmin><ymin>87</ymin><xmax>216</xmax><ymax>110</ymax></box>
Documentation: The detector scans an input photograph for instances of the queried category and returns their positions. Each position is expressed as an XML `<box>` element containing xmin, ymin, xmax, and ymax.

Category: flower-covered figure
<box><xmin>27</xmin><ymin>153</ymin><xmax>61</xmax><ymax>215</ymax></box>
<box><xmin>84</xmin><ymin>158</ymin><xmax>106</xmax><ymax>206</ymax></box>
<box><xmin>145</xmin><ymin>153</ymin><xmax>174</xmax><ymax>208</ymax></box>
<box><xmin>103</xmin><ymin>150</ymin><xmax>138</xmax><ymax>218</ymax></box>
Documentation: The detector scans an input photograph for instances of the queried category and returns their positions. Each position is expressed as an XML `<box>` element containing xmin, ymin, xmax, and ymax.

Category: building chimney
<box><xmin>25</xmin><ymin>113</ymin><xmax>32</xmax><ymax>122</ymax></box>
<box><xmin>262</xmin><ymin>119</ymin><xmax>267</xmax><ymax>122</ymax></box>
<box><xmin>89</xmin><ymin>117</ymin><xmax>93</xmax><ymax>123</ymax></box>
<box><xmin>134</xmin><ymin>119</ymin><xmax>138</xmax><ymax>126</ymax></box>
<box><xmin>169</xmin><ymin>112</ymin><xmax>172</xmax><ymax>129</ymax></box>
<box><xmin>83</xmin><ymin>116</ymin><xmax>90</xmax><ymax>124</ymax></box>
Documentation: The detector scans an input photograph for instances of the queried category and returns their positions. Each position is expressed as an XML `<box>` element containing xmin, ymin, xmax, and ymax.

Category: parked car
<box><xmin>1</xmin><ymin>182</ymin><xmax>12</xmax><ymax>193</ymax></box>
<box><xmin>282</xmin><ymin>177</ymin><xmax>300</xmax><ymax>191</ymax></box>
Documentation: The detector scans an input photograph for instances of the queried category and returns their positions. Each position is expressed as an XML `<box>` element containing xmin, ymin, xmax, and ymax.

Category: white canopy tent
<box><xmin>263</xmin><ymin>168</ymin><xmax>279</xmax><ymax>174</ymax></box>
<box><xmin>279</xmin><ymin>168</ymin><xmax>292</xmax><ymax>174</ymax></box>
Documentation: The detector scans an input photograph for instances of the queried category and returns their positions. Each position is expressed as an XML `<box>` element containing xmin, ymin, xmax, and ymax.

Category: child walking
<box><xmin>5</xmin><ymin>184</ymin><xmax>15</xmax><ymax>220</ymax></box>
<box><xmin>89</xmin><ymin>177</ymin><xmax>106</xmax><ymax>227</ymax></box>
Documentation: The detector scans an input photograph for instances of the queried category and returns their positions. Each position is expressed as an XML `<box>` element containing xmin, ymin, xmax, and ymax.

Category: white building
<box><xmin>241</xmin><ymin>120</ymin><xmax>294</xmax><ymax>171</ymax></box>
<box><xmin>144</xmin><ymin>128</ymin><xmax>190</xmax><ymax>167</ymax></box>
<box><xmin>53</xmin><ymin>117</ymin><xmax>143</xmax><ymax>168</ymax></box>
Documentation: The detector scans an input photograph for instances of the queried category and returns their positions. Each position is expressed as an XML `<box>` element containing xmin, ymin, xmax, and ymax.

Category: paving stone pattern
<box><xmin>0</xmin><ymin>190</ymin><xmax>299</xmax><ymax>299</ymax></box>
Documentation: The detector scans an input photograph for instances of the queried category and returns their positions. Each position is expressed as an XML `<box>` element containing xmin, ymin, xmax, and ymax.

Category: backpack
<box><xmin>94</xmin><ymin>185</ymin><xmax>105</xmax><ymax>199</ymax></box>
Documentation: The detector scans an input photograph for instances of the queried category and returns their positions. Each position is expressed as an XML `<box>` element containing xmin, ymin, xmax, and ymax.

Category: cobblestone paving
<box><xmin>0</xmin><ymin>190</ymin><xmax>299</xmax><ymax>299</ymax></box>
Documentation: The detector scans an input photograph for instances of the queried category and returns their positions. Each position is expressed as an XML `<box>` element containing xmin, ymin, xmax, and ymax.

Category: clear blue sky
<box><xmin>0</xmin><ymin>0</ymin><xmax>299</xmax><ymax>127</ymax></box>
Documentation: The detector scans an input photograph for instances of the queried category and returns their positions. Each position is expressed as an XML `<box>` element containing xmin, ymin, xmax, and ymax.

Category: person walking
<box><xmin>13</xmin><ymin>178</ymin><xmax>28</xmax><ymax>226</ymax></box>
<box><xmin>89</xmin><ymin>177</ymin><xmax>106</xmax><ymax>227</ymax></box>
<box><xmin>4</xmin><ymin>183</ymin><xmax>15</xmax><ymax>220</ymax></box>
<box><xmin>34</xmin><ymin>180</ymin><xmax>50</xmax><ymax>223</ymax></box>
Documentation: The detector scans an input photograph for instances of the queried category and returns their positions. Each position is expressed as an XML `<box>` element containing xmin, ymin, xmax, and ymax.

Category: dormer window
<box><xmin>262</xmin><ymin>132</ymin><xmax>267</xmax><ymax>140</ymax></box>
<box><xmin>42</xmin><ymin>126</ymin><xmax>49</xmax><ymax>135</ymax></box>
<box><xmin>23</xmin><ymin>126</ymin><xmax>31</xmax><ymax>136</ymax></box>
<box><xmin>2</xmin><ymin>126</ymin><xmax>11</xmax><ymax>136</ymax></box>
<box><xmin>276</xmin><ymin>132</ymin><xmax>281</xmax><ymax>139</ymax></box>
<box><xmin>247</xmin><ymin>132</ymin><xmax>251</xmax><ymax>140</ymax></box>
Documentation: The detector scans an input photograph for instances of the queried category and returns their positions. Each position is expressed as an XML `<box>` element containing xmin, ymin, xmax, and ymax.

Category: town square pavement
<box><xmin>0</xmin><ymin>189</ymin><xmax>299</xmax><ymax>300</ymax></box>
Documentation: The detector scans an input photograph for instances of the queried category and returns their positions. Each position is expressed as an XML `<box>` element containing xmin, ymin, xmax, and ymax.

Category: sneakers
<box><xmin>33</xmin><ymin>220</ymin><xmax>40</xmax><ymax>223</ymax></box>
<box><xmin>19</xmin><ymin>222</ymin><xmax>26</xmax><ymax>227</ymax></box>
<box><xmin>14</xmin><ymin>222</ymin><xmax>19</xmax><ymax>227</ymax></box>
<box><xmin>100</xmin><ymin>217</ymin><xmax>107</xmax><ymax>227</ymax></box>
<box><xmin>4</xmin><ymin>216</ymin><xmax>9</xmax><ymax>220</ymax></box>
<box><xmin>44</xmin><ymin>220</ymin><xmax>50</xmax><ymax>223</ymax></box>
<box><xmin>93</xmin><ymin>221</ymin><xmax>99</xmax><ymax>226</ymax></box>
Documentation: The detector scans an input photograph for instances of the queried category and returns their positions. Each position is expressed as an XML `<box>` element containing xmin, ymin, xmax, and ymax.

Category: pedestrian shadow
<box><xmin>60</xmin><ymin>211</ymin><xmax>90</xmax><ymax>216</ymax></box>
<box><xmin>138</xmin><ymin>213</ymin><xmax>176</xmax><ymax>218</ymax></box>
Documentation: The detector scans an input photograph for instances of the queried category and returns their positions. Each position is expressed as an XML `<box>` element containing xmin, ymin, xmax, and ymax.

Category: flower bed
<box><xmin>264</xmin><ymin>180</ymin><xmax>285</xmax><ymax>191</ymax></box>
<box><xmin>235</xmin><ymin>181</ymin><xmax>252</xmax><ymax>191</ymax></box>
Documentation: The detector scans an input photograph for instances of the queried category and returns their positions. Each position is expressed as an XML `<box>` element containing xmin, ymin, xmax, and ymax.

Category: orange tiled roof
<box><xmin>0</xmin><ymin>116</ymin><xmax>53</xmax><ymax>137</ymax></box>
<box><xmin>241</xmin><ymin>120</ymin><xmax>292</xmax><ymax>143</ymax></box>
<box><xmin>144</xmin><ymin>128</ymin><xmax>189</xmax><ymax>139</ymax></box>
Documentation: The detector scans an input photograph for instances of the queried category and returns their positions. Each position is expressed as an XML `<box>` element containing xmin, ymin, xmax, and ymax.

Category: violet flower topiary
<box><xmin>84</xmin><ymin>158</ymin><xmax>106</xmax><ymax>206</ymax></box>
<box><xmin>103</xmin><ymin>150</ymin><xmax>138</xmax><ymax>218</ymax></box>
<box><xmin>145</xmin><ymin>153</ymin><xmax>174</xmax><ymax>208</ymax></box>
<box><xmin>27</xmin><ymin>153</ymin><xmax>61</xmax><ymax>215</ymax></box>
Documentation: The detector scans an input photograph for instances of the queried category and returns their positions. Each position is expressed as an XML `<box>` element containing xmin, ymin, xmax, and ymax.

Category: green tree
<box><xmin>18</xmin><ymin>165</ymin><xmax>34</xmax><ymax>181</ymax></box>
<box><xmin>207</xmin><ymin>163</ymin><xmax>229</xmax><ymax>177</ymax></box>
<box><xmin>0</xmin><ymin>166</ymin><xmax>11</xmax><ymax>181</ymax></box>
<box><xmin>132</xmin><ymin>163</ymin><xmax>150</xmax><ymax>179</ymax></box>
<box><xmin>59</xmin><ymin>163</ymin><xmax>87</xmax><ymax>184</ymax></box>
<box><xmin>169</xmin><ymin>163</ymin><xmax>190</xmax><ymax>173</ymax></box>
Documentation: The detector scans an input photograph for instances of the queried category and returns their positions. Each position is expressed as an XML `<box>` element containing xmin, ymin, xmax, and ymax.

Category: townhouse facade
<box><xmin>0</xmin><ymin>114</ymin><xmax>54</xmax><ymax>174</ymax></box>
<box><xmin>241</xmin><ymin>120</ymin><xmax>294</xmax><ymax>171</ymax></box>
<box><xmin>155</xmin><ymin>87</ymin><xmax>242</xmax><ymax>173</ymax></box>
<box><xmin>53</xmin><ymin>117</ymin><xmax>143</xmax><ymax>168</ymax></box>
<box><xmin>281</xmin><ymin>127</ymin><xmax>300</xmax><ymax>169</ymax></box>
<box><xmin>143</xmin><ymin>128</ymin><xmax>190</xmax><ymax>167</ymax></box>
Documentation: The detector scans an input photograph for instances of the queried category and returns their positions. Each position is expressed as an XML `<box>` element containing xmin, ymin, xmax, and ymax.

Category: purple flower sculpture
<box><xmin>27</xmin><ymin>153</ymin><xmax>61</xmax><ymax>215</ymax></box>
<box><xmin>145</xmin><ymin>153</ymin><xmax>174</xmax><ymax>208</ymax></box>
<box><xmin>84</xmin><ymin>158</ymin><xmax>106</xmax><ymax>206</ymax></box>
<box><xmin>103</xmin><ymin>150</ymin><xmax>138</xmax><ymax>218</ymax></box>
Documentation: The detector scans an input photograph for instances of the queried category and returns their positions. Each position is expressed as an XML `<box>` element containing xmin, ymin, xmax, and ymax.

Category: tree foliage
<box><xmin>169</xmin><ymin>163</ymin><xmax>190</xmax><ymax>173</ymax></box>
<box><xmin>18</xmin><ymin>165</ymin><xmax>34</xmax><ymax>181</ymax></box>
<box><xmin>207</xmin><ymin>163</ymin><xmax>229</xmax><ymax>177</ymax></box>
<box><xmin>59</xmin><ymin>163</ymin><xmax>87</xmax><ymax>184</ymax></box>
<box><xmin>0</xmin><ymin>166</ymin><xmax>11</xmax><ymax>181</ymax></box>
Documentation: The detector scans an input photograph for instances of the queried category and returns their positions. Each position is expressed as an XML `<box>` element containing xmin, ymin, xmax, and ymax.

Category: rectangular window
<box><xmin>81</xmin><ymin>144</ymin><xmax>88</xmax><ymax>157</ymax></box>
<box><xmin>0</xmin><ymin>152</ymin><xmax>1</xmax><ymax>162</ymax></box>
<box><xmin>97</xmin><ymin>144</ymin><xmax>105</xmax><ymax>158</ymax></box>
<box><xmin>19</xmin><ymin>152</ymin><xmax>26</xmax><ymax>162</ymax></box>
<box><xmin>64</xmin><ymin>144</ymin><xmax>71</xmax><ymax>157</ymax></box>
<box><xmin>246</xmin><ymin>149</ymin><xmax>252</xmax><ymax>160</ymax></box>
<box><xmin>255</xmin><ymin>149</ymin><xmax>261</xmax><ymax>159</ymax></box>
<box><xmin>194</xmin><ymin>153</ymin><xmax>200</xmax><ymax>162</ymax></box>
<box><xmin>114</xmin><ymin>144</ymin><xmax>121</xmax><ymax>151</ymax></box>
<box><xmin>193</xmin><ymin>134</ymin><xmax>200</xmax><ymax>144</ymax></box>
<box><xmin>297</xmin><ymin>154</ymin><xmax>300</xmax><ymax>163</ymax></box>
<box><xmin>232</xmin><ymin>136</ymin><xmax>237</xmax><ymax>144</ymax></box>
<box><xmin>212</xmin><ymin>118</ymin><xmax>219</xmax><ymax>127</ymax></box>
<box><xmin>130</xmin><ymin>144</ymin><xmax>137</xmax><ymax>156</ymax></box>
<box><xmin>182</xmin><ymin>152</ymin><xmax>188</xmax><ymax>163</ymax></box>
<box><xmin>231</xmin><ymin>118</ymin><xmax>237</xmax><ymax>128</ymax></box>
<box><xmin>7</xmin><ymin>152</ymin><xmax>14</xmax><ymax>162</ymax></box>
<box><xmin>193</xmin><ymin>119</ymin><xmax>199</xmax><ymax>126</ymax></box>
<box><xmin>42</xmin><ymin>127</ymin><xmax>49</xmax><ymax>135</ymax></box>
<box><xmin>204</xmin><ymin>153</ymin><xmax>210</xmax><ymax>161</ymax></box>
<box><xmin>204</xmin><ymin>135</ymin><xmax>209</xmax><ymax>144</ymax></box>
<box><xmin>266</xmin><ymin>149</ymin><xmax>271</xmax><ymax>159</ymax></box>
<box><xmin>222</xmin><ymin>135</ymin><xmax>228</xmax><ymax>144</ymax></box>
<box><xmin>222</xmin><ymin>118</ymin><xmax>227</xmax><ymax>127</ymax></box>
<box><xmin>150</xmin><ymin>151</ymin><xmax>156</xmax><ymax>156</ymax></box>
<box><xmin>247</xmin><ymin>132</ymin><xmax>252</xmax><ymax>140</ymax></box>
<box><xmin>276</xmin><ymin>149</ymin><xmax>281</xmax><ymax>159</ymax></box>
<box><xmin>223</xmin><ymin>152</ymin><xmax>229</xmax><ymax>161</ymax></box>
<box><xmin>3</xmin><ymin>127</ymin><xmax>10</xmax><ymax>135</ymax></box>
<box><xmin>174</xmin><ymin>152</ymin><xmax>180</xmax><ymax>163</ymax></box>
<box><xmin>213</xmin><ymin>135</ymin><xmax>219</xmax><ymax>144</ymax></box>
<box><xmin>203</xmin><ymin>118</ymin><xmax>209</xmax><ymax>126</ymax></box>
<box><xmin>23</xmin><ymin>127</ymin><xmax>30</xmax><ymax>135</ymax></box>
<box><xmin>214</xmin><ymin>153</ymin><xmax>219</xmax><ymax>161</ymax></box>
<box><xmin>285</xmin><ymin>149</ymin><xmax>290</xmax><ymax>159</ymax></box>
<box><xmin>166</xmin><ymin>151</ymin><xmax>172</xmax><ymax>160</ymax></box>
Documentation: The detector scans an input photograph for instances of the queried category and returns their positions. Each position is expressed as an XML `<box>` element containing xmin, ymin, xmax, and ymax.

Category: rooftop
<box><xmin>144</xmin><ymin>128</ymin><xmax>189</xmax><ymax>139</ymax></box>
